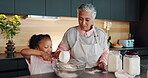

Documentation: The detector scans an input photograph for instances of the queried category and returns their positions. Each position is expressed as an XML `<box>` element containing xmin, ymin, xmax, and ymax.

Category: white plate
<box><xmin>113</xmin><ymin>46</ymin><xmax>123</xmax><ymax>48</ymax></box>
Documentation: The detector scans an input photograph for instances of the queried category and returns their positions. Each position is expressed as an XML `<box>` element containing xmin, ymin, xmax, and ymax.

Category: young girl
<box><xmin>21</xmin><ymin>34</ymin><xmax>54</xmax><ymax>75</ymax></box>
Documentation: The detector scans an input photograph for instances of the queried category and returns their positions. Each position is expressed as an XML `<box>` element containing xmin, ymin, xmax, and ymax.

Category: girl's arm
<box><xmin>21</xmin><ymin>49</ymin><xmax>52</xmax><ymax>63</ymax></box>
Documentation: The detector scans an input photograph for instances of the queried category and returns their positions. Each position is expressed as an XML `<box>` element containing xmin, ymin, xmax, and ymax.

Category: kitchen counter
<box><xmin>15</xmin><ymin>71</ymin><xmax>115</xmax><ymax>78</ymax></box>
<box><xmin>15</xmin><ymin>51</ymin><xmax>148</xmax><ymax>78</ymax></box>
<box><xmin>110</xmin><ymin>47</ymin><xmax>148</xmax><ymax>56</ymax></box>
<box><xmin>110</xmin><ymin>47</ymin><xmax>148</xmax><ymax>51</ymax></box>
<box><xmin>0</xmin><ymin>47</ymin><xmax>148</xmax><ymax>78</ymax></box>
<box><xmin>15</xmin><ymin>63</ymin><xmax>148</xmax><ymax>78</ymax></box>
<box><xmin>0</xmin><ymin>53</ymin><xmax>29</xmax><ymax>78</ymax></box>
<box><xmin>0</xmin><ymin>52</ymin><xmax>23</xmax><ymax>60</ymax></box>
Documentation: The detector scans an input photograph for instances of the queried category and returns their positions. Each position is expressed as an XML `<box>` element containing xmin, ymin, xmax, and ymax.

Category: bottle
<box><xmin>108</xmin><ymin>50</ymin><xmax>122</xmax><ymax>72</ymax></box>
<box><xmin>123</xmin><ymin>50</ymin><xmax>140</xmax><ymax>76</ymax></box>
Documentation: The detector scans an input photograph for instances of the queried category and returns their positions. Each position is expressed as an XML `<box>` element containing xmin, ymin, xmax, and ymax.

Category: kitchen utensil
<box><xmin>59</xmin><ymin>51</ymin><xmax>70</xmax><ymax>63</ymax></box>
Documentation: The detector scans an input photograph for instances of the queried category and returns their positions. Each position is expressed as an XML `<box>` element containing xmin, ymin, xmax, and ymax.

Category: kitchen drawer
<box><xmin>18</xmin><ymin>59</ymin><xmax>28</xmax><ymax>69</ymax></box>
<box><xmin>18</xmin><ymin>70</ymin><xmax>30</xmax><ymax>76</ymax></box>
<box><xmin>0</xmin><ymin>71</ymin><xmax>18</xmax><ymax>78</ymax></box>
<box><xmin>0</xmin><ymin>60</ymin><xmax>17</xmax><ymax>71</ymax></box>
<box><xmin>138</xmin><ymin>50</ymin><xmax>148</xmax><ymax>56</ymax></box>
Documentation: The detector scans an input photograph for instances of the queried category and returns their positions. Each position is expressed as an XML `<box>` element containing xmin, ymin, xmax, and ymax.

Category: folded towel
<box><xmin>115</xmin><ymin>70</ymin><xmax>135</xmax><ymax>78</ymax></box>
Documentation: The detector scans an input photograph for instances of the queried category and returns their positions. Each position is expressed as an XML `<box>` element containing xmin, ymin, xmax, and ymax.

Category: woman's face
<box><xmin>78</xmin><ymin>11</ymin><xmax>94</xmax><ymax>31</ymax></box>
<box><xmin>38</xmin><ymin>38</ymin><xmax>52</xmax><ymax>52</ymax></box>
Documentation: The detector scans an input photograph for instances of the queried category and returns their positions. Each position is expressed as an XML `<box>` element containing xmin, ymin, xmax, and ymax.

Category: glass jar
<box><xmin>108</xmin><ymin>50</ymin><xmax>122</xmax><ymax>72</ymax></box>
<box><xmin>123</xmin><ymin>50</ymin><xmax>140</xmax><ymax>76</ymax></box>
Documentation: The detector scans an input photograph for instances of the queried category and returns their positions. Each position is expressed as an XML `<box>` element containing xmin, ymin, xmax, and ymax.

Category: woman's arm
<box><xmin>98</xmin><ymin>46</ymin><xmax>109</xmax><ymax>70</ymax></box>
<box><xmin>55</xmin><ymin>30</ymin><xmax>71</xmax><ymax>58</ymax></box>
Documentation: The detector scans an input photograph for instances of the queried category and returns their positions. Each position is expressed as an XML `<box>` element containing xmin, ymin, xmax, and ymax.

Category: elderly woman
<box><xmin>55</xmin><ymin>4</ymin><xmax>109</xmax><ymax>69</ymax></box>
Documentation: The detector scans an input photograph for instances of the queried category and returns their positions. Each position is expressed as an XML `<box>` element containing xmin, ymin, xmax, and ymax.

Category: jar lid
<box><xmin>125</xmin><ymin>50</ymin><xmax>139</xmax><ymax>55</ymax></box>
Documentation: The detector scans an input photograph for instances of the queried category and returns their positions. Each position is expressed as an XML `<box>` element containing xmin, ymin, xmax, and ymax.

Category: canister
<box><xmin>108</xmin><ymin>50</ymin><xmax>122</xmax><ymax>72</ymax></box>
<box><xmin>123</xmin><ymin>50</ymin><xmax>140</xmax><ymax>76</ymax></box>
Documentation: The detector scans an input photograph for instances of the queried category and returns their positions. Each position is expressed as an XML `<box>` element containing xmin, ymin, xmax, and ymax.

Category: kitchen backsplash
<box><xmin>0</xmin><ymin>17</ymin><xmax>129</xmax><ymax>52</ymax></box>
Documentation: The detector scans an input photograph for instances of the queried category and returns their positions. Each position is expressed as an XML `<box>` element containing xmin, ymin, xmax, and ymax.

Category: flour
<box><xmin>123</xmin><ymin>55</ymin><xmax>140</xmax><ymax>75</ymax></box>
<box><xmin>108</xmin><ymin>51</ymin><xmax>122</xmax><ymax>72</ymax></box>
<box><xmin>57</xmin><ymin>72</ymin><xmax>78</xmax><ymax>78</ymax></box>
<box><xmin>60</xmin><ymin>64</ymin><xmax>77</xmax><ymax>71</ymax></box>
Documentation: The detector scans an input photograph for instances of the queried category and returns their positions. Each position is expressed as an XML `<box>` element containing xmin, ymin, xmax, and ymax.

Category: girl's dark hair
<box><xmin>28</xmin><ymin>34</ymin><xmax>51</xmax><ymax>49</ymax></box>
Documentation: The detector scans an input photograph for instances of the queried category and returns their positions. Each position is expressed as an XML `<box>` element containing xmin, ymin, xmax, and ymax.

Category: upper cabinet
<box><xmin>110</xmin><ymin>0</ymin><xmax>125</xmax><ymax>21</ymax></box>
<box><xmin>93</xmin><ymin>0</ymin><xmax>139</xmax><ymax>21</ymax></box>
<box><xmin>15</xmin><ymin>0</ymin><xmax>45</xmax><ymax>15</ymax></box>
<box><xmin>46</xmin><ymin>0</ymin><xmax>71</xmax><ymax>17</ymax></box>
<box><xmin>0</xmin><ymin>0</ymin><xmax>139</xmax><ymax>21</ymax></box>
<box><xmin>71</xmin><ymin>0</ymin><xmax>92</xmax><ymax>17</ymax></box>
<box><xmin>125</xmin><ymin>0</ymin><xmax>139</xmax><ymax>21</ymax></box>
<box><xmin>0</xmin><ymin>0</ymin><xmax>15</xmax><ymax>14</ymax></box>
<box><xmin>93</xmin><ymin>0</ymin><xmax>110</xmax><ymax>20</ymax></box>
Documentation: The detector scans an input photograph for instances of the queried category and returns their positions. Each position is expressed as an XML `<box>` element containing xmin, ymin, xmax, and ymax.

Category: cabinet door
<box><xmin>110</xmin><ymin>0</ymin><xmax>125</xmax><ymax>21</ymax></box>
<box><xmin>0</xmin><ymin>71</ymin><xmax>18</xmax><ymax>78</ymax></box>
<box><xmin>15</xmin><ymin>0</ymin><xmax>45</xmax><ymax>15</ymax></box>
<box><xmin>125</xmin><ymin>0</ymin><xmax>139</xmax><ymax>21</ymax></box>
<box><xmin>18</xmin><ymin>70</ymin><xmax>30</xmax><ymax>76</ymax></box>
<box><xmin>0</xmin><ymin>0</ymin><xmax>14</xmax><ymax>14</ymax></box>
<box><xmin>71</xmin><ymin>0</ymin><xmax>93</xmax><ymax>17</ymax></box>
<box><xmin>18</xmin><ymin>59</ymin><xmax>28</xmax><ymax>69</ymax></box>
<box><xmin>17</xmin><ymin>59</ymin><xmax>30</xmax><ymax>76</ymax></box>
<box><xmin>0</xmin><ymin>60</ymin><xmax>17</xmax><ymax>71</ymax></box>
<box><xmin>93</xmin><ymin>0</ymin><xmax>110</xmax><ymax>19</ymax></box>
<box><xmin>46</xmin><ymin>0</ymin><xmax>70</xmax><ymax>17</ymax></box>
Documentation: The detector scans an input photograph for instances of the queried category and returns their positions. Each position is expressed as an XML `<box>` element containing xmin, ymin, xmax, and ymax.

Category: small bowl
<box><xmin>52</xmin><ymin>59</ymin><xmax>86</xmax><ymax>78</ymax></box>
<box><xmin>113</xmin><ymin>46</ymin><xmax>123</xmax><ymax>48</ymax></box>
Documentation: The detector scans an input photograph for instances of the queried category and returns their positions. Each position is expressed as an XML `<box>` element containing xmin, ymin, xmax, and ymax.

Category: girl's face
<box><xmin>78</xmin><ymin>11</ymin><xmax>94</xmax><ymax>31</ymax></box>
<box><xmin>38</xmin><ymin>38</ymin><xmax>52</xmax><ymax>52</ymax></box>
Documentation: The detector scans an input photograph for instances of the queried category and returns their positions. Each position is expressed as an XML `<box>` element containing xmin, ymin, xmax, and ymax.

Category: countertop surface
<box><xmin>15</xmin><ymin>55</ymin><xmax>148</xmax><ymax>78</ymax></box>
<box><xmin>110</xmin><ymin>47</ymin><xmax>148</xmax><ymax>51</ymax></box>
<box><xmin>0</xmin><ymin>47</ymin><xmax>148</xmax><ymax>78</ymax></box>
<box><xmin>15</xmin><ymin>65</ymin><xmax>148</xmax><ymax>78</ymax></box>
<box><xmin>0</xmin><ymin>52</ymin><xmax>23</xmax><ymax>60</ymax></box>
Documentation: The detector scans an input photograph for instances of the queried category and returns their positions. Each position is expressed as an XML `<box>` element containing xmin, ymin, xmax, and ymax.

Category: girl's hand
<box><xmin>54</xmin><ymin>50</ymin><xmax>61</xmax><ymax>59</ymax></box>
<box><xmin>41</xmin><ymin>52</ymin><xmax>52</xmax><ymax>61</ymax></box>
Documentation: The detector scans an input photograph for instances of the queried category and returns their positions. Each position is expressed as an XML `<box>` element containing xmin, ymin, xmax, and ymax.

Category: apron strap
<box><xmin>93</xmin><ymin>27</ymin><xmax>99</xmax><ymax>44</ymax></box>
<box><xmin>76</xmin><ymin>29</ymin><xmax>79</xmax><ymax>41</ymax></box>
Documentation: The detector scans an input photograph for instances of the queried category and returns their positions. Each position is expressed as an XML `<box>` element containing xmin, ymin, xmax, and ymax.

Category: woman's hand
<box><xmin>54</xmin><ymin>50</ymin><xmax>61</xmax><ymax>59</ymax></box>
<box><xmin>98</xmin><ymin>61</ymin><xmax>107</xmax><ymax>71</ymax></box>
<box><xmin>41</xmin><ymin>52</ymin><xmax>52</xmax><ymax>61</ymax></box>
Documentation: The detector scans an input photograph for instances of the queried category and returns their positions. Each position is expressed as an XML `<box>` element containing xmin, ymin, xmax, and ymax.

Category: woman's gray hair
<box><xmin>77</xmin><ymin>4</ymin><xmax>96</xmax><ymax>19</ymax></box>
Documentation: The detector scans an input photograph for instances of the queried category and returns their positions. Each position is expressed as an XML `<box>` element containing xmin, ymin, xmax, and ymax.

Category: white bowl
<box><xmin>53</xmin><ymin>59</ymin><xmax>86</xmax><ymax>78</ymax></box>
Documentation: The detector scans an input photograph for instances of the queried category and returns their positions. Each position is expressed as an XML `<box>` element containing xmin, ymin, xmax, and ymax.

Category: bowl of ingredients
<box><xmin>112</xmin><ymin>44</ymin><xmax>123</xmax><ymax>48</ymax></box>
<box><xmin>52</xmin><ymin>59</ymin><xmax>86</xmax><ymax>78</ymax></box>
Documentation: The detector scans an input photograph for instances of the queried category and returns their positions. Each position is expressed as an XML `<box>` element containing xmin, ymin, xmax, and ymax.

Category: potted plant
<box><xmin>0</xmin><ymin>14</ymin><xmax>21</xmax><ymax>57</ymax></box>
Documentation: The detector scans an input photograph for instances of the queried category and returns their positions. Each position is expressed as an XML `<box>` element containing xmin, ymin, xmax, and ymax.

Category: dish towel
<box><xmin>115</xmin><ymin>70</ymin><xmax>135</xmax><ymax>78</ymax></box>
